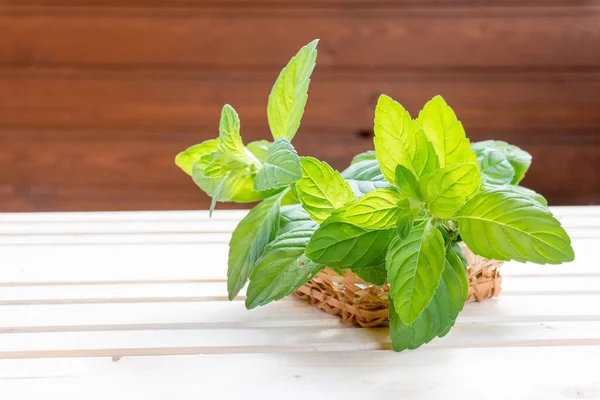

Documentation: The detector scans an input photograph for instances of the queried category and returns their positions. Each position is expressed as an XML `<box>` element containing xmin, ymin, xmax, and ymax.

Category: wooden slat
<box><xmin>0</xmin><ymin>7</ymin><xmax>599</xmax><ymax>69</ymax></box>
<box><xmin>1</xmin><ymin>71</ymin><xmax>598</xmax><ymax>133</ymax></box>
<box><xmin>0</xmin><ymin>347</ymin><xmax>599</xmax><ymax>399</ymax></box>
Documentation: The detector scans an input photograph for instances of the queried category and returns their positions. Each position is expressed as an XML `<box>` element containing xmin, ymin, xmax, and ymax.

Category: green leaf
<box><xmin>343</xmin><ymin>188</ymin><xmax>403</xmax><ymax>230</ymax></box>
<box><xmin>417</xmin><ymin>95</ymin><xmax>476</xmax><ymax>167</ymax></box>
<box><xmin>209</xmin><ymin>172</ymin><xmax>230</xmax><ymax>217</ymax></box>
<box><xmin>395</xmin><ymin>165</ymin><xmax>420</xmax><ymax>201</ymax></box>
<box><xmin>386</xmin><ymin>219</ymin><xmax>446</xmax><ymax>325</ymax></box>
<box><xmin>267</xmin><ymin>39</ymin><xmax>318</xmax><ymax>141</ymax></box>
<box><xmin>505</xmin><ymin>184</ymin><xmax>548</xmax><ymax>207</ymax></box>
<box><xmin>246</xmin><ymin>140</ymin><xmax>271</xmax><ymax>162</ymax></box>
<box><xmin>472</xmin><ymin>140</ymin><xmax>532</xmax><ymax>184</ymax></box>
<box><xmin>306</xmin><ymin>209</ymin><xmax>395</xmax><ymax>269</ymax></box>
<box><xmin>192</xmin><ymin>156</ymin><xmax>265</xmax><ymax>203</ymax></box>
<box><xmin>419</xmin><ymin>163</ymin><xmax>481</xmax><ymax>218</ymax></box>
<box><xmin>457</xmin><ymin>188</ymin><xmax>574</xmax><ymax>264</ymax></box>
<box><xmin>203</xmin><ymin>157</ymin><xmax>228</xmax><ymax>178</ymax></box>
<box><xmin>175</xmin><ymin>139</ymin><xmax>219</xmax><ymax>176</ymax></box>
<box><xmin>374</xmin><ymin>95</ymin><xmax>438</xmax><ymax>184</ymax></box>
<box><xmin>227</xmin><ymin>194</ymin><xmax>282</xmax><ymax>300</ymax></box>
<box><xmin>218</xmin><ymin>104</ymin><xmax>259</xmax><ymax>169</ymax></box>
<box><xmin>278</xmin><ymin>204</ymin><xmax>318</xmax><ymax>234</ymax></box>
<box><xmin>296</xmin><ymin>157</ymin><xmax>355</xmax><ymax>223</ymax></box>
<box><xmin>475</xmin><ymin>148</ymin><xmax>515</xmax><ymax>185</ymax></box>
<box><xmin>341</xmin><ymin>159</ymin><xmax>392</xmax><ymax>198</ymax></box>
<box><xmin>351</xmin><ymin>150</ymin><xmax>377</xmax><ymax>164</ymax></box>
<box><xmin>254</xmin><ymin>138</ymin><xmax>302</xmax><ymax>191</ymax></box>
<box><xmin>396</xmin><ymin>199</ymin><xmax>417</xmax><ymax>242</ymax></box>
<box><xmin>389</xmin><ymin>243</ymin><xmax>468</xmax><ymax>351</ymax></box>
<box><xmin>354</xmin><ymin>263</ymin><xmax>387</xmax><ymax>286</ymax></box>
<box><xmin>246</xmin><ymin>226</ymin><xmax>323</xmax><ymax>309</ymax></box>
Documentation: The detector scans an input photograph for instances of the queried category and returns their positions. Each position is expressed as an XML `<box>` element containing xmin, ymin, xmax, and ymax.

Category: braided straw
<box><xmin>294</xmin><ymin>246</ymin><xmax>502</xmax><ymax>328</ymax></box>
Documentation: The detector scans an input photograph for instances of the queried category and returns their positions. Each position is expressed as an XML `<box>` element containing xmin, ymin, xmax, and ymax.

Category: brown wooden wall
<box><xmin>1</xmin><ymin>1</ymin><xmax>599</xmax><ymax>211</ymax></box>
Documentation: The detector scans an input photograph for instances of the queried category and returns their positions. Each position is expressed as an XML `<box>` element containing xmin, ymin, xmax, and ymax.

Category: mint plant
<box><xmin>175</xmin><ymin>40</ymin><xmax>574</xmax><ymax>352</ymax></box>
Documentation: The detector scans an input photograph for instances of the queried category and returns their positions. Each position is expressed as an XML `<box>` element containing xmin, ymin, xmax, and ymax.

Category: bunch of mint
<box><xmin>175</xmin><ymin>40</ymin><xmax>574</xmax><ymax>351</ymax></box>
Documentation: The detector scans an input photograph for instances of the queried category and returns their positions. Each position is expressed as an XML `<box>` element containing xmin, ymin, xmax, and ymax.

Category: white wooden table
<box><xmin>0</xmin><ymin>207</ymin><xmax>599</xmax><ymax>399</ymax></box>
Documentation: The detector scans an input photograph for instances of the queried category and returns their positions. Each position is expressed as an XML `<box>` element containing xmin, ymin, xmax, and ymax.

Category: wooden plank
<box><xmin>1</xmin><ymin>71</ymin><xmax>598</xmax><ymax>134</ymax></box>
<box><xmin>1</xmin><ymin>7</ymin><xmax>599</xmax><ymax>69</ymax></box>
<box><xmin>0</xmin><ymin>347</ymin><xmax>598</xmax><ymax>399</ymax></box>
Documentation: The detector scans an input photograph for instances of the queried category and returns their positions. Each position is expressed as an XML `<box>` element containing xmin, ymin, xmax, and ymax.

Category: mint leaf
<box><xmin>395</xmin><ymin>165</ymin><xmax>420</xmax><ymax>201</ymax></box>
<box><xmin>246</xmin><ymin>140</ymin><xmax>271</xmax><ymax>162</ymax></box>
<box><xmin>278</xmin><ymin>204</ymin><xmax>317</xmax><ymax>234</ymax></box>
<box><xmin>296</xmin><ymin>157</ymin><xmax>354</xmax><ymax>223</ymax></box>
<box><xmin>417</xmin><ymin>95</ymin><xmax>476</xmax><ymax>167</ymax></box>
<box><xmin>505</xmin><ymin>184</ymin><xmax>548</xmax><ymax>206</ymax></box>
<box><xmin>343</xmin><ymin>188</ymin><xmax>403</xmax><ymax>230</ymax></box>
<box><xmin>396</xmin><ymin>199</ymin><xmax>417</xmax><ymax>242</ymax></box>
<box><xmin>306</xmin><ymin>209</ymin><xmax>395</xmax><ymax>269</ymax></box>
<box><xmin>389</xmin><ymin>243</ymin><xmax>468</xmax><ymax>351</ymax></box>
<box><xmin>246</xmin><ymin>226</ymin><xmax>323</xmax><ymax>309</ymax></box>
<box><xmin>175</xmin><ymin>139</ymin><xmax>218</xmax><ymax>176</ymax></box>
<box><xmin>374</xmin><ymin>95</ymin><xmax>438</xmax><ymax>184</ymax></box>
<box><xmin>209</xmin><ymin>172</ymin><xmax>230</xmax><ymax>216</ymax></box>
<box><xmin>217</xmin><ymin>104</ymin><xmax>259</xmax><ymax>169</ymax></box>
<box><xmin>474</xmin><ymin>148</ymin><xmax>515</xmax><ymax>185</ymax></box>
<box><xmin>254</xmin><ymin>138</ymin><xmax>302</xmax><ymax>191</ymax></box>
<box><xmin>341</xmin><ymin>159</ymin><xmax>391</xmax><ymax>198</ymax></box>
<box><xmin>351</xmin><ymin>150</ymin><xmax>377</xmax><ymax>164</ymax></box>
<box><xmin>227</xmin><ymin>194</ymin><xmax>282</xmax><ymax>300</ymax></box>
<box><xmin>354</xmin><ymin>263</ymin><xmax>387</xmax><ymax>286</ymax></box>
<box><xmin>472</xmin><ymin>140</ymin><xmax>532</xmax><ymax>184</ymax></box>
<box><xmin>419</xmin><ymin>163</ymin><xmax>481</xmax><ymax>218</ymax></box>
<box><xmin>457</xmin><ymin>188</ymin><xmax>574</xmax><ymax>264</ymax></box>
<box><xmin>386</xmin><ymin>219</ymin><xmax>446</xmax><ymax>325</ymax></box>
<box><xmin>267</xmin><ymin>39</ymin><xmax>318</xmax><ymax>141</ymax></box>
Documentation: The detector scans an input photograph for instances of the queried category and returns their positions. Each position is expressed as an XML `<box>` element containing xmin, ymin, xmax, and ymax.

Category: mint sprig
<box><xmin>175</xmin><ymin>39</ymin><xmax>575</xmax><ymax>352</ymax></box>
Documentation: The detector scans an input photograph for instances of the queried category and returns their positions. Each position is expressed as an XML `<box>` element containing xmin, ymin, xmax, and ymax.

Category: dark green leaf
<box><xmin>389</xmin><ymin>243</ymin><xmax>468</xmax><ymax>351</ymax></box>
<box><xmin>246</xmin><ymin>226</ymin><xmax>323</xmax><ymax>309</ymax></box>
<box><xmin>353</xmin><ymin>263</ymin><xmax>387</xmax><ymax>286</ymax></box>
<box><xmin>254</xmin><ymin>138</ymin><xmax>302</xmax><ymax>191</ymax></box>
<box><xmin>227</xmin><ymin>194</ymin><xmax>282</xmax><ymax>300</ymax></box>
<box><xmin>278</xmin><ymin>204</ymin><xmax>318</xmax><ymax>235</ymax></box>
<box><xmin>386</xmin><ymin>219</ymin><xmax>446</xmax><ymax>324</ymax></box>
<box><xmin>341</xmin><ymin>159</ymin><xmax>392</xmax><ymax>198</ymax></box>
<box><xmin>472</xmin><ymin>140</ymin><xmax>532</xmax><ymax>184</ymax></box>
<box><xmin>351</xmin><ymin>150</ymin><xmax>377</xmax><ymax>164</ymax></box>
<box><xmin>475</xmin><ymin>148</ymin><xmax>515</xmax><ymax>185</ymax></box>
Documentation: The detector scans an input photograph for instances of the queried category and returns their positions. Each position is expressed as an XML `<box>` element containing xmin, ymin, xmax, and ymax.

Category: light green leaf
<box><xmin>218</xmin><ymin>104</ymin><xmax>259</xmax><ymax>169</ymax></box>
<box><xmin>351</xmin><ymin>150</ymin><xmax>377</xmax><ymax>164</ymax></box>
<box><xmin>296</xmin><ymin>157</ymin><xmax>355</xmax><ymax>223</ymax></box>
<box><xmin>209</xmin><ymin>172</ymin><xmax>230</xmax><ymax>217</ymax></box>
<box><xmin>457</xmin><ymin>188</ymin><xmax>574</xmax><ymax>264</ymax></box>
<box><xmin>417</xmin><ymin>95</ymin><xmax>476</xmax><ymax>167</ymax></box>
<box><xmin>227</xmin><ymin>194</ymin><xmax>282</xmax><ymax>300</ymax></box>
<box><xmin>374</xmin><ymin>95</ymin><xmax>438</xmax><ymax>184</ymax></box>
<box><xmin>278</xmin><ymin>204</ymin><xmax>318</xmax><ymax>235</ymax></box>
<box><xmin>354</xmin><ymin>263</ymin><xmax>387</xmax><ymax>286</ymax></box>
<box><xmin>306</xmin><ymin>209</ymin><xmax>395</xmax><ymax>269</ymax></box>
<box><xmin>472</xmin><ymin>140</ymin><xmax>532</xmax><ymax>184</ymax></box>
<box><xmin>343</xmin><ymin>188</ymin><xmax>403</xmax><ymax>230</ymax></box>
<box><xmin>267</xmin><ymin>39</ymin><xmax>318</xmax><ymax>141</ymax></box>
<box><xmin>246</xmin><ymin>140</ymin><xmax>271</xmax><ymax>162</ymax></box>
<box><xmin>192</xmin><ymin>155</ymin><xmax>265</xmax><ymax>203</ymax></box>
<box><xmin>386</xmin><ymin>219</ymin><xmax>446</xmax><ymax>325</ymax></box>
<box><xmin>389</xmin><ymin>243</ymin><xmax>468</xmax><ymax>351</ymax></box>
<box><xmin>474</xmin><ymin>148</ymin><xmax>515</xmax><ymax>185</ymax></box>
<box><xmin>341</xmin><ymin>159</ymin><xmax>392</xmax><ymax>198</ymax></box>
<box><xmin>419</xmin><ymin>163</ymin><xmax>481</xmax><ymax>218</ymax></box>
<box><xmin>246</xmin><ymin>226</ymin><xmax>323</xmax><ymax>309</ymax></box>
<box><xmin>395</xmin><ymin>165</ymin><xmax>420</xmax><ymax>201</ymax></box>
<box><xmin>505</xmin><ymin>184</ymin><xmax>548</xmax><ymax>207</ymax></box>
<box><xmin>254</xmin><ymin>138</ymin><xmax>302</xmax><ymax>191</ymax></box>
<box><xmin>175</xmin><ymin>139</ymin><xmax>219</xmax><ymax>176</ymax></box>
<box><xmin>203</xmin><ymin>157</ymin><xmax>227</xmax><ymax>178</ymax></box>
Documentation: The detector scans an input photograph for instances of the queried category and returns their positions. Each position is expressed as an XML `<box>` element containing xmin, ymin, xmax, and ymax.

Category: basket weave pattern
<box><xmin>294</xmin><ymin>246</ymin><xmax>503</xmax><ymax>328</ymax></box>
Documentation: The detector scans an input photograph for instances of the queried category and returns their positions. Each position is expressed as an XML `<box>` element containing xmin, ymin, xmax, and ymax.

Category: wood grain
<box><xmin>1</xmin><ymin>7</ymin><xmax>599</xmax><ymax>69</ymax></box>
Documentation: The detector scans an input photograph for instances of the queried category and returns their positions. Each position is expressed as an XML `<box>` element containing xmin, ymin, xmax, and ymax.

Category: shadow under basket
<box><xmin>294</xmin><ymin>246</ymin><xmax>503</xmax><ymax>328</ymax></box>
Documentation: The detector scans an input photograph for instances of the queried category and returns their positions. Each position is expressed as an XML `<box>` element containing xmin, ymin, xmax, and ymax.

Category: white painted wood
<box><xmin>0</xmin><ymin>207</ymin><xmax>598</xmax><ymax>399</ymax></box>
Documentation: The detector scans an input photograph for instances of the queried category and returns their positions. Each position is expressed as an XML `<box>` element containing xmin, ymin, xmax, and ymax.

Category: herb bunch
<box><xmin>175</xmin><ymin>40</ymin><xmax>574</xmax><ymax>351</ymax></box>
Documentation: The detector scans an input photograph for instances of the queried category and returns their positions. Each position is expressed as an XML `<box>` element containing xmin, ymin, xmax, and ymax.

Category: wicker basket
<box><xmin>294</xmin><ymin>246</ymin><xmax>503</xmax><ymax>327</ymax></box>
